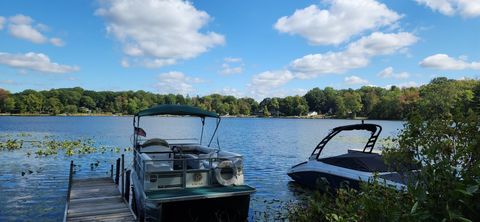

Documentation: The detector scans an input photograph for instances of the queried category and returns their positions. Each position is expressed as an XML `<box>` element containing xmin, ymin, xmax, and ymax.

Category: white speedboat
<box><xmin>288</xmin><ymin>123</ymin><xmax>414</xmax><ymax>191</ymax></box>
<box><xmin>130</xmin><ymin>105</ymin><xmax>255</xmax><ymax>221</ymax></box>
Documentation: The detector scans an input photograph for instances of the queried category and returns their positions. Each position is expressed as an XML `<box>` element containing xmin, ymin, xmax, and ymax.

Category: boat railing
<box><xmin>133</xmin><ymin>149</ymin><xmax>228</xmax><ymax>191</ymax></box>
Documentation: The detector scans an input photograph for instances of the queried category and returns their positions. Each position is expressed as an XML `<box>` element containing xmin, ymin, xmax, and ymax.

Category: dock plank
<box><xmin>66</xmin><ymin>177</ymin><xmax>135</xmax><ymax>222</ymax></box>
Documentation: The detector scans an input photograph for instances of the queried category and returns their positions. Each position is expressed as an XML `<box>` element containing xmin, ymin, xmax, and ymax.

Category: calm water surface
<box><xmin>0</xmin><ymin>117</ymin><xmax>403</xmax><ymax>221</ymax></box>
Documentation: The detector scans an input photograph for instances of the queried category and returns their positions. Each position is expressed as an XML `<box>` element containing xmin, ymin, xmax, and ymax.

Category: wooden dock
<box><xmin>64</xmin><ymin>159</ymin><xmax>135</xmax><ymax>222</ymax></box>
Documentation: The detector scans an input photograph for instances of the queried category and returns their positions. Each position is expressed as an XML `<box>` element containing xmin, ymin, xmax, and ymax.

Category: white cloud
<box><xmin>251</xmin><ymin>70</ymin><xmax>294</xmax><ymax>89</ymax></box>
<box><xmin>248</xmin><ymin>70</ymin><xmax>294</xmax><ymax>99</ymax></box>
<box><xmin>6</xmin><ymin>14</ymin><xmax>64</xmax><ymax>46</ymax></box>
<box><xmin>214</xmin><ymin>87</ymin><xmax>244</xmax><ymax>97</ymax></box>
<box><xmin>274</xmin><ymin>0</ymin><xmax>401</xmax><ymax>45</ymax></box>
<box><xmin>155</xmin><ymin>71</ymin><xmax>203</xmax><ymax>95</ymax></box>
<box><xmin>96</xmin><ymin>0</ymin><xmax>225</xmax><ymax>68</ymax></box>
<box><xmin>49</xmin><ymin>38</ymin><xmax>65</xmax><ymax>47</ymax></box>
<box><xmin>143</xmin><ymin>58</ymin><xmax>176</xmax><ymax>68</ymax></box>
<box><xmin>8</xmin><ymin>14</ymin><xmax>47</xmax><ymax>43</ymax></box>
<box><xmin>344</xmin><ymin>75</ymin><xmax>369</xmax><ymax>85</ymax></box>
<box><xmin>0</xmin><ymin>52</ymin><xmax>79</xmax><ymax>73</ymax></box>
<box><xmin>219</xmin><ymin>57</ymin><xmax>243</xmax><ymax>75</ymax></box>
<box><xmin>416</xmin><ymin>0</ymin><xmax>480</xmax><ymax>18</ymax></box>
<box><xmin>224</xmin><ymin>57</ymin><xmax>242</xmax><ymax>63</ymax></box>
<box><xmin>220</xmin><ymin>63</ymin><xmax>243</xmax><ymax>75</ymax></box>
<box><xmin>419</xmin><ymin>54</ymin><xmax>480</xmax><ymax>70</ymax></box>
<box><xmin>291</xmin><ymin>32</ymin><xmax>418</xmax><ymax>78</ymax></box>
<box><xmin>378</xmin><ymin>66</ymin><xmax>410</xmax><ymax>79</ymax></box>
<box><xmin>0</xmin><ymin>16</ymin><xmax>5</xmax><ymax>30</ymax></box>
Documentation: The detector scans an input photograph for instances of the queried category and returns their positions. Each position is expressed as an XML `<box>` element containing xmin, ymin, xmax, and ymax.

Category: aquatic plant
<box><xmin>0</xmin><ymin>139</ymin><xmax>23</xmax><ymax>151</ymax></box>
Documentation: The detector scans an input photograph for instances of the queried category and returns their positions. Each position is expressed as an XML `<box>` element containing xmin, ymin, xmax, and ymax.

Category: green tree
<box><xmin>262</xmin><ymin>105</ymin><xmax>270</xmax><ymax>117</ymax></box>
<box><xmin>343</xmin><ymin>91</ymin><xmax>363</xmax><ymax>118</ymax></box>
<box><xmin>334</xmin><ymin>95</ymin><xmax>346</xmax><ymax>117</ymax></box>
<box><xmin>80</xmin><ymin>96</ymin><xmax>96</xmax><ymax>110</ymax></box>
<box><xmin>304</xmin><ymin>87</ymin><xmax>325</xmax><ymax>113</ymax></box>
<box><xmin>46</xmin><ymin>97</ymin><xmax>62</xmax><ymax>115</ymax></box>
<box><xmin>323</xmin><ymin>87</ymin><xmax>338</xmax><ymax>114</ymax></box>
<box><xmin>2</xmin><ymin>97</ymin><xmax>15</xmax><ymax>113</ymax></box>
<box><xmin>63</xmin><ymin>105</ymin><xmax>78</xmax><ymax>114</ymax></box>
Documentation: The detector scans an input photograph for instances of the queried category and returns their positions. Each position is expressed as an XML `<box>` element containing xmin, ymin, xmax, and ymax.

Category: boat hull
<box><xmin>150</xmin><ymin>194</ymin><xmax>251</xmax><ymax>222</ymax></box>
<box><xmin>288</xmin><ymin>170</ymin><xmax>360</xmax><ymax>190</ymax></box>
<box><xmin>132</xmin><ymin>171</ymin><xmax>254</xmax><ymax>222</ymax></box>
<box><xmin>287</xmin><ymin>160</ymin><xmax>406</xmax><ymax>191</ymax></box>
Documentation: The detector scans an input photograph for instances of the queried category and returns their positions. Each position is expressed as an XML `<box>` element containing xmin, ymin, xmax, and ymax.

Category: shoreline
<box><xmin>0</xmin><ymin>113</ymin><xmax>385</xmax><ymax>120</ymax></box>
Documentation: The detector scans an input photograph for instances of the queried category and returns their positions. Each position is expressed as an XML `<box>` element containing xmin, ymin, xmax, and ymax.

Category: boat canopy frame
<box><xmin>133</xmin><ymin>105</ymin><xmax>221</xmax><ymax>149</ymax></box>
<box><xmin>310</xmin><ymin>123</ymin><xmax>382</xmax><ymax>160</ymax></box>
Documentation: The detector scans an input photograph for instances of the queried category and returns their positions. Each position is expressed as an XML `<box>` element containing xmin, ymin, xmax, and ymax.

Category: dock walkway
<box><xmin>66</xmin><ymin>177</ymin><xmax>135</xmax><ymax>221</ymax></box>
<box><xmin>64</xmin><ymin>158</ymin><xmax>135</xmax><ymax>222</ymax></box>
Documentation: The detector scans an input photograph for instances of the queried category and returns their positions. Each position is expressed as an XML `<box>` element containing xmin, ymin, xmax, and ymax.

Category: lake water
<box><xmin>0</xmin><ymin>116</ymin><xmax>403</xmax><ymax>221</ymax></box>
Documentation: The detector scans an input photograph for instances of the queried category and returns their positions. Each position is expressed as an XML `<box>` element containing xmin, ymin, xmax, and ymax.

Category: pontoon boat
<box><xmin>130</xmin><ymin>105</ymin><xmax>255</xmax><ymax>221</ymax></box>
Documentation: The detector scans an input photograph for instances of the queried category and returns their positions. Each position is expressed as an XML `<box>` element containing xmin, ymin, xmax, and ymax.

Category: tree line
<box><xmin>0</xmin><ymin>77</ymin><xmax>479</xmax><ymax>120</ymax></box>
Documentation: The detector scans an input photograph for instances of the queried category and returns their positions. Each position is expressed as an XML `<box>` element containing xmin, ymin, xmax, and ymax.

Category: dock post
<box><xmin>63</xmin><ymin>160</ymin><xmax>74</xmax><ymax>222</ymax></box>
<box><xmin>121</xmin><ymin>154</ymin><xmax>125</xmax><ymax>198</ymax></box>
<box><xmin>110</xmin><ymin>164</ymin><xmax>113</xmax><ymax>179</ymax></box>
<box><xmin>125</xmin><ymin>170</ymin><xmax>131</xmax><ymax>202</ymax></box>
<box><xmin>115</xmin><ymin>158</ymin><xmax>120</xmax><ymax>185</ymax></box>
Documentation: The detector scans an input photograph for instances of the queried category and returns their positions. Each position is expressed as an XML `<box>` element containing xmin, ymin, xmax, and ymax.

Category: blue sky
<box><xmin>0</xmin><ymin>0</ymin><xmax>479</xmax><ymax>100</ymax></box>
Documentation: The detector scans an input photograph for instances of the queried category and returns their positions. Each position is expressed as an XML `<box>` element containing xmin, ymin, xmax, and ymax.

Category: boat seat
<box><xmin>183</xmin><ymin>154</ymin><xmax>204</xmax><ymax>169</ymax></box>
<box><xmin>142</xmin><ymin>138</ymin><xmax>169</xmax><ymax>147</ymax></box>
<box><xmin>141</xmin><ymin>153</ymin><xmax>173</xmax><ymax>172</ymax></box>
<box><xmin>141</xmin><ymin>138</ymin><xmax>171</xmax><ymax>153</ymax></box>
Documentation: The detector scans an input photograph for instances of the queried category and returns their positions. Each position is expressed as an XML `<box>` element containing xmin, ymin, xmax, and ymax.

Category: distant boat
<box><xmin>288</xmin><ymin>123</ymin><xmax>416</xmax><ymax>191</ymax></box>
<box><xmin>130</xmin><ymin>105</ymin><xmax>255</xmax><ymax>221</ymax></box>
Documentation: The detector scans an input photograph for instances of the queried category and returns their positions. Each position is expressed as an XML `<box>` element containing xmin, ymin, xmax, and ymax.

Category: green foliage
<box><xmin>0</xmin><ymin>77</ymin><xmax>478</xmax><ymax>119</ymax></box>
<box><xmin>290</xmin><ymin>182</ymin><xmax>414</xmax><ymax>222</ymax></box>
<box><xmin>0</xmin><ymin>139</ymin><xmax>24</xmax><ymax>150</ymax></box>
<box><xmin>289</xmin><ymin>80</ymin><xmax>480</xmax><ymax>221</ymax></box>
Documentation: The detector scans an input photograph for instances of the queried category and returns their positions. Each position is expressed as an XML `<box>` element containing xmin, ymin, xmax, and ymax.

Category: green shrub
<box><xmin>290</xmin><ymin>110</ymin><xmax>480</xmax><ymax>222</ymax></box>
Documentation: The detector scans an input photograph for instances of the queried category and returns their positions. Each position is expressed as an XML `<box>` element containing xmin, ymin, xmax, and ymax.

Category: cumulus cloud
<box><xmin>8</xmin><ymin>14</ymin><xmax>47</xmax><ymax>43</ymax></box>
<box><xmin>220</xmin><ymin>64</ymin><xmax>243</xmax><ymax>75</ymax></box>
<box><xmin>0</xmin><ymin>16</ymin><xmax>5</xmax><ymax>30</ymax></box>
<box><xmin>214</xmin><ymin>87</ymin><xmax>244</xmax><ymax>97</ymax></box>
<box><xmin>155</xmin><ymin>71</ymin><xmax>204</xmax><ymax>95</ymax></box>
<box><xmin>220</xmin><ymin>57</ymin><xmax>243</xmax><ymax>75</ymax></box>
<box><xmin>420</xmin><ymin>54</ymin><xmax>480</xmax><ymax>70</ymax></box>
<box><xmin>96</xmin><ymin>0</ymin><xmax>225</xmax><ymax>68</ymax></box>
<box><xmin>291</xmin><ymin>32</ymin><xmax>418</xmax><ymax>78</ymax></box>
<box><xmin>6</xmin><ymin>14</ymin><xmax>64</xmax><ymax>46</ymax></box>
<box><xmin>416</xmin><ymin>0</ymin><xmax>480</xmax><ymax>18</ymax></box>
<box><xmin>344</xmin><ymin>75</ymin><xmax>369</xmax><ymax>85</ymax></box>
<box><xmin>248</xmin><ymin>70</ymin><xmax>295</xmax><ymax>99</ymax></box>
<box><xmin>378</xmin><ymin>66</ymin><xmax>410</xmax><ymax>79</ymax></box>
<box><xmin>274</xmin><ymin>0</ymin><xmax>401</xmax><ymax>45</ymax></box>
<box><xmin>0</xmin><ymin>52</ymin><xmax>79</xmax><ymax>73</ymax></box>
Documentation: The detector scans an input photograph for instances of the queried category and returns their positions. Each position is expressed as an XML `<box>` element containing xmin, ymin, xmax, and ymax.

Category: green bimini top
<box><xmin>135</xmin><ymin>104</ymin><xmax>219</xmax><ymax>118</ymax></box>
